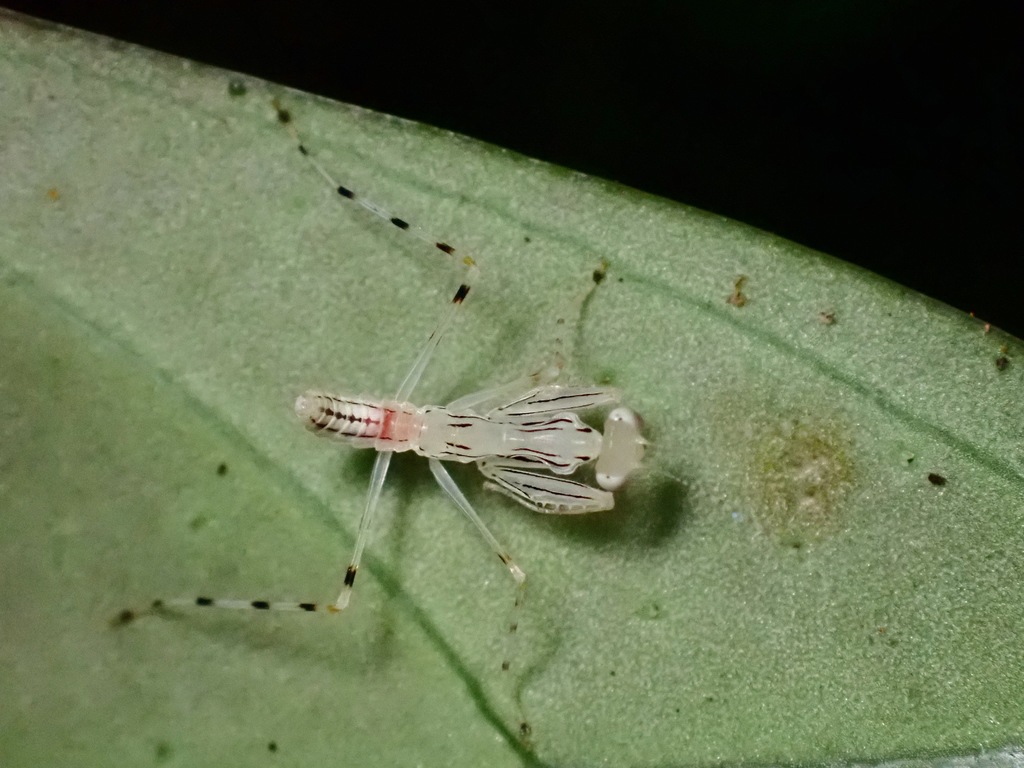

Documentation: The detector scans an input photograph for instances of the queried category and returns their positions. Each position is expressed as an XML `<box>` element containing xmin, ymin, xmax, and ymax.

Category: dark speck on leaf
<box><xmin>727</xmin><ymin>274</ymin><xmax>748</xmax><ymax>307</ymax></box>
<box><xmin>110</xmin><ymin>608</ymin><xmax>136</xmax><ymax>627</ymax></box>
<box><xmin>928</xmin><ymin>473</ymin><xmax>947</xmax><ymax>486</ymax></box>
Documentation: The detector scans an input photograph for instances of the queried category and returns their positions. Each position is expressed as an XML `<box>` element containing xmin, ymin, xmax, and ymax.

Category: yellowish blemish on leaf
<box><xmin>748</xmin><ymin>412</ymin><xmax>855</xmax><ymax>546</ymax></box>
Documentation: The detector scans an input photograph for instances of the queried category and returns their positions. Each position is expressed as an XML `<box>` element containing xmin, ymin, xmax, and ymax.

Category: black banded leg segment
<box><xmin>271</xmin><ymin>98</ymin><xmax>477</xmax><ymax>277</ymax></box>
<box><xmin>140</xmin><ymin>596</ymin><xmax>332</xmax><ymax>615</ymax></box>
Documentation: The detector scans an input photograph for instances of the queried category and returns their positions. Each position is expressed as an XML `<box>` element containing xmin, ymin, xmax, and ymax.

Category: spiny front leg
<box><xmin>478</xmin><ymin>460</ymin><xmax>615</xmax><ymax>514</ymax></box>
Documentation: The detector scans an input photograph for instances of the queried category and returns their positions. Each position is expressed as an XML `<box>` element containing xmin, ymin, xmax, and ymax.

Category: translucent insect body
<box><xmin>296</xmin><ymin>368</ymin><xmax>645</xmax><ymax>611</ymax></box>
<box><xmin>161</xmin><ymin>101</ymin><xmax>645</xmax><ymax>616</ymax></box>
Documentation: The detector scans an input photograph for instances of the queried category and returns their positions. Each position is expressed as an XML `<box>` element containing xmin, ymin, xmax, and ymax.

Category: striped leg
<box><xmin>478</xmin><ymin>460</ymin><xmax>615</xmax><ymax>515</ymax></box>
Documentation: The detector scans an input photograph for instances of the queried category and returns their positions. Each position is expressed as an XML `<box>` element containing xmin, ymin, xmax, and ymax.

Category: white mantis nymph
<box><xmin>153</xmin><ymin>100</ymin><xmax>645</xmax><ymax>618</ymax></box>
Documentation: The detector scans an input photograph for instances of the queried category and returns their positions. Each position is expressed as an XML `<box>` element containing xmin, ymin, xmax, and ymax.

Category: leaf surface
<box><xmin>1</xmin><ymin>12</ymin><xmax>1022</xmax><ymax>767</ymax></box>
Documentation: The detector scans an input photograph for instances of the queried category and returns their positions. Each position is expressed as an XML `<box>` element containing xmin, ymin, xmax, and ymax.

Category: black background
<box><xmin>7</xmin><ymin>1</ymin><xmax>1022</xmax><ymax>337</ymax></box>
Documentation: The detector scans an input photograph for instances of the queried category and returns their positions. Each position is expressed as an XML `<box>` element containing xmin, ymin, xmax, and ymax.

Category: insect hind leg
<box><xmin>428</xmin><ymin>458</ymin><xmax>525</xmax><ymax>585</ymax></box>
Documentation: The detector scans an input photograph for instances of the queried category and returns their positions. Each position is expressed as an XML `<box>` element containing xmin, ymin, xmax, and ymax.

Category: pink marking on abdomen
<box><xmin>378</xmin><ymin>408</ymin><xmax>397</xmax><ymax>441</ymax></box>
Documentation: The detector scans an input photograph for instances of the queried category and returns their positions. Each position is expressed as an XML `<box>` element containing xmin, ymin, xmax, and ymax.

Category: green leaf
<box><xmin>2</xmin><ymin>12</ymin><xmax>1022</xmax><ymax>767</ymax></box>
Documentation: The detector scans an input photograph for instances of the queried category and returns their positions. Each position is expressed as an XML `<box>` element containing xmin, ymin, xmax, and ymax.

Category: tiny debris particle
<box><xmin>969</xmin><ymin>311</ymin><xmax>991</xmax><ymax>329</ymax></box>
<box><xmin>637</xmin><ymin>600</ymin><xmax>664</xmax><ymax>619</ymax></box>
<box><xmin>228</xmin><ymin>79</ymin><xmax>247</xmax><ymax>97</ymax></box>
<box><xmin>110</xmin><ymin>608</ymin><xmax>136</xmax><ymax>627</ymax></box>
<box><xmin>818</xmin><ymin>310</ymin><xmax>836</xmax><ymax>325</ymax></box>
<box><xmin>726</xmin><ymin>275</ymin><xmax>748</xmax><ymax>307</ymax></box>
<box><xmin>519</xmin><ymin>722</ymin><xmax>532</xmax><ymax>739</ymax></box>
<box><xmin>216</xmin><ymin>462</ymin><xmax>228</xmax><ymax>476</ymax></box>
<box><xmin>995</xmin><ymin>356</ymin><xmax>1009</xmax><ymax>371</ymax></box>
<box><xmin>272</xmin><ymin>99</ymin><xmax>291</xmax><ymax>124</ymax></box>
<box><xmin>267</xmin><ymin>741</ymin><xmax>278</xmax><ymax>753</ymax></box>
<box><xmin>927</xmin><ymin>473</ymin><xmax>947</xmax><ymax>486</ymax></box>
<box><xmin>592</xmin><ymin>259</ymin><xmax>608</xmax><ymax>285</ymax></box>
<box><xmin>46</xmin><ymin>187</ymin><xmax>61</xmax><ymax>201</ymax></box>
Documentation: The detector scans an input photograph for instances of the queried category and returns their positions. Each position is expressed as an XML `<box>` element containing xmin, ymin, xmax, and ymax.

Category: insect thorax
<box><xmin>295</xmin><ymin>391</ymin><xmax>422</xmax><ymax>451</ymax></box>
<box><xmin>416</xmin><ymin>408</ymin><xmax>604</xmax><ymax>474</ymax></box>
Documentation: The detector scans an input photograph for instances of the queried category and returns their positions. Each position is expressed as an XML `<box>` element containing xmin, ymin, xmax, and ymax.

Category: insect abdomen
<box><xmin>295</xmin><ymin>392</ymin><xmax>421</xmax><ymax>450</ymax></box>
